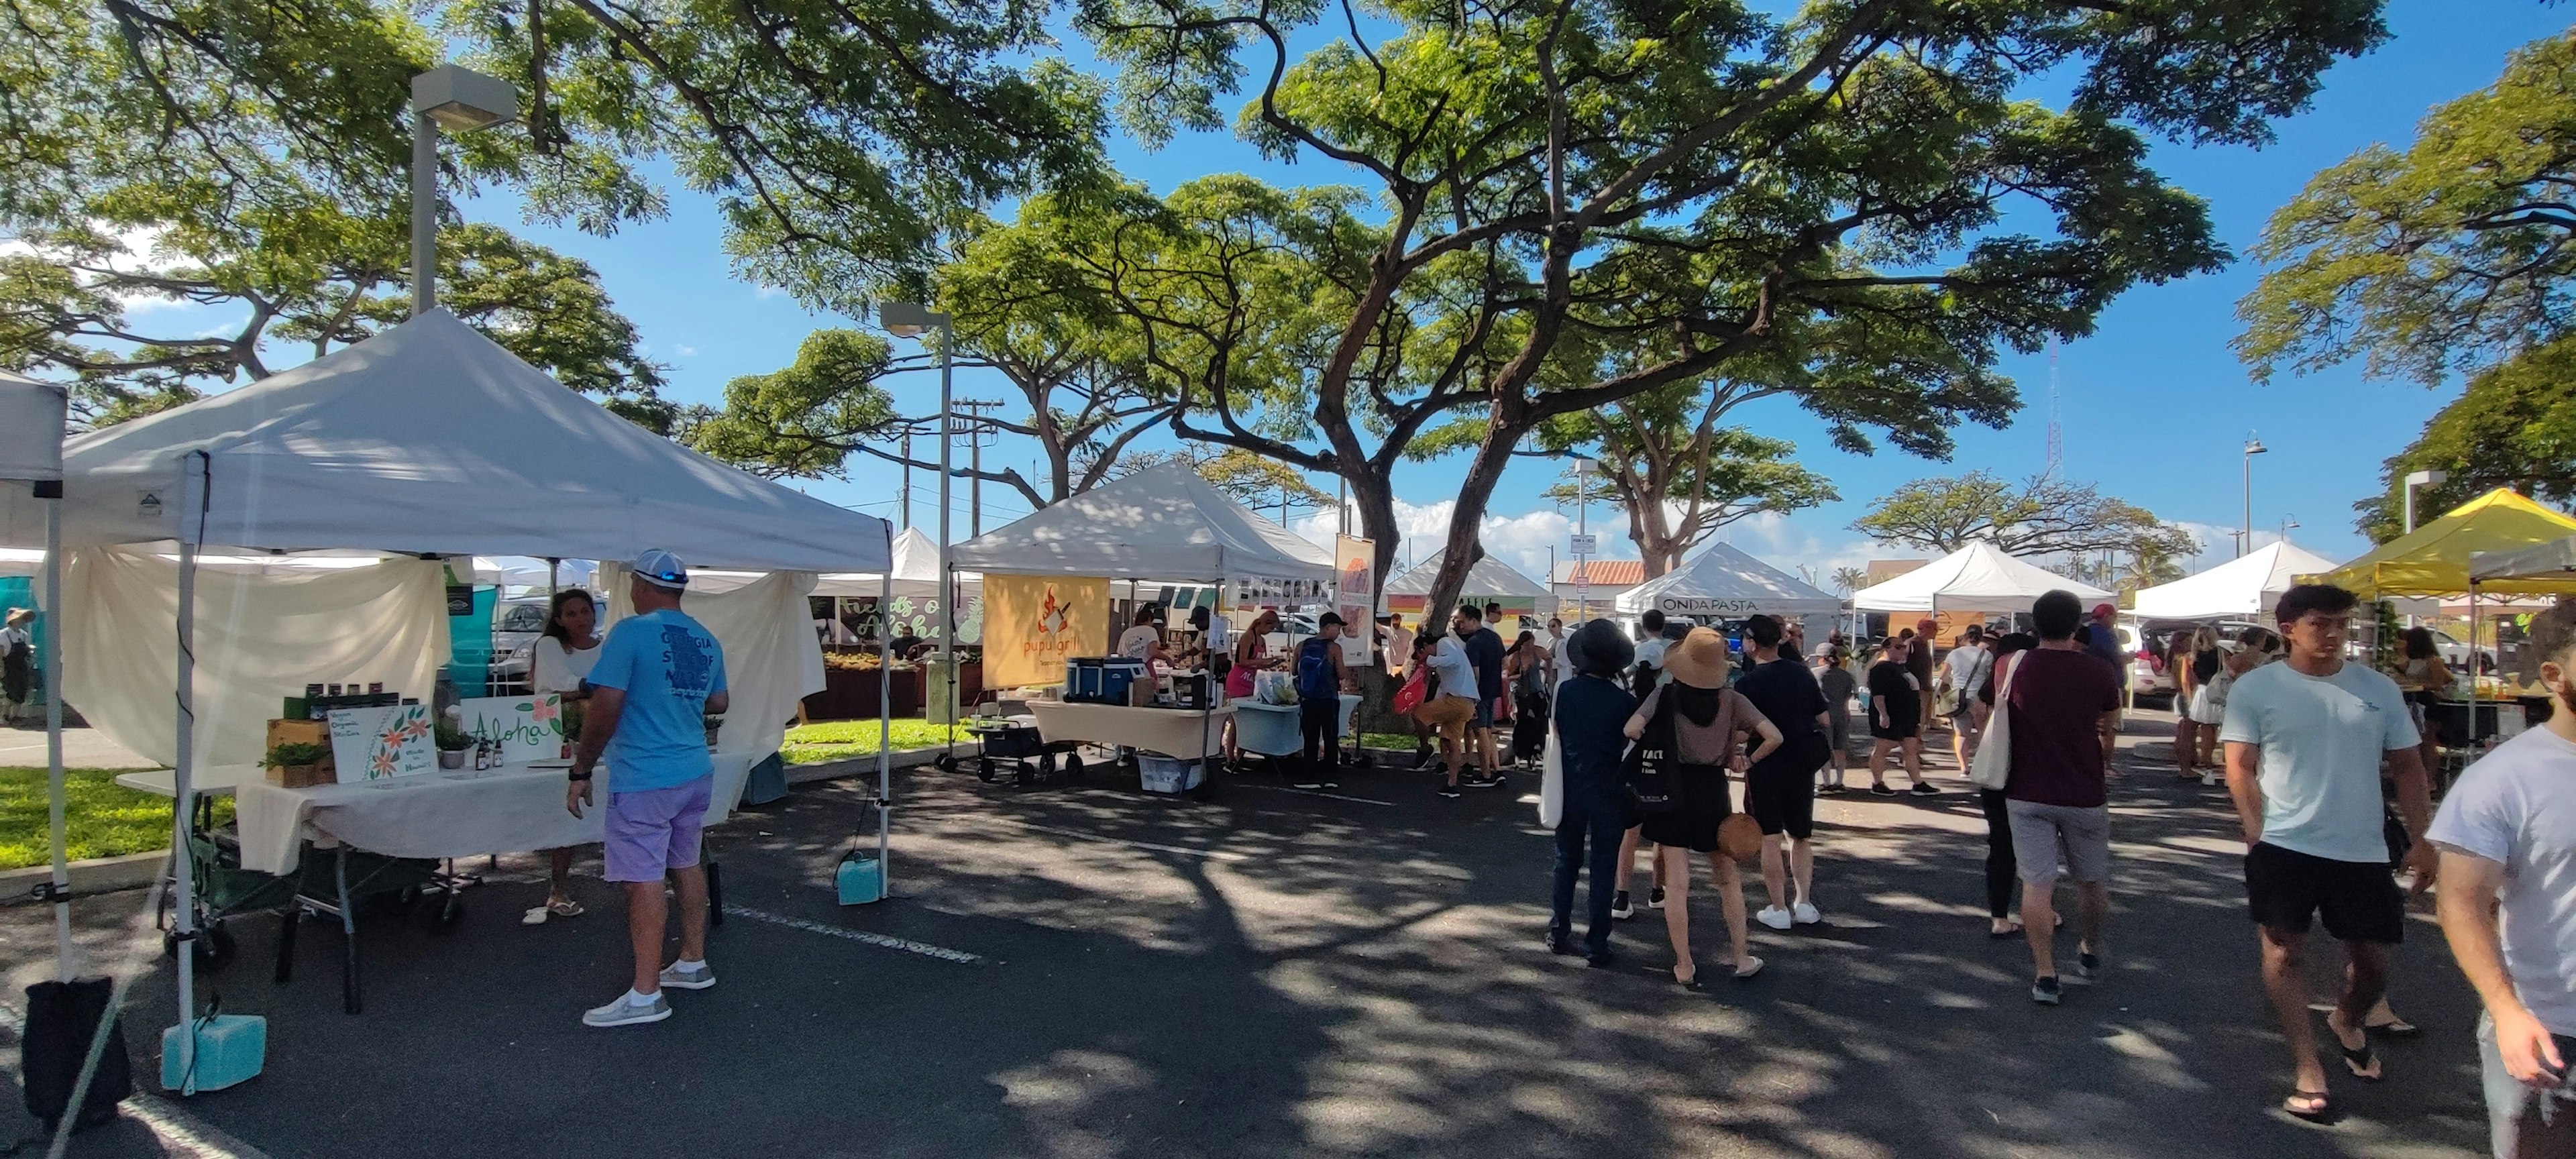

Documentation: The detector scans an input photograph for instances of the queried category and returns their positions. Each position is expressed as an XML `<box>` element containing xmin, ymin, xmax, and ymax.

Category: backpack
<box><xmin>1295</xmin><ymin>638</ymin><xmax>1338</xmax><ymax>700</ymax></box>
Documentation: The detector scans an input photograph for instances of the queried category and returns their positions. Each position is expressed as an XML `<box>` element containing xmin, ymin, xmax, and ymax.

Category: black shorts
<box><xmin>2244</xmin><ymin>842</ymin><xmax>2404</xmax><ymax>944</ymax></box>
<box><xmin>1746</xmin><ymin>760</ymin><xmax>1814</xmax><ymax>839</ymax></box>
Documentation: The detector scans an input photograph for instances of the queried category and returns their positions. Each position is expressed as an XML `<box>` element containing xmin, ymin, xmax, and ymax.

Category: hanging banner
<box><xmin>983</xmin><ymin>574</ymin><xmax>1109</xmax><ymax>687</ymax></box>
<box><xmin>1334</xmin><ymin>536</ymin><xmax>1376</xmax><ymax>665</ymax></box>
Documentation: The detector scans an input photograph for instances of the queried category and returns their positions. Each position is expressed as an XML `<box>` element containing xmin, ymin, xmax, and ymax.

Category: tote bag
<box><xmin>1537</xmin><ymin>729</ymin><xmax>1564</xmax><ymax>828</ymax></box>
<box><xmin>1969</xmin><ymin>652</ymin><xmax>2019</xmax><ymax>791</ymax></box>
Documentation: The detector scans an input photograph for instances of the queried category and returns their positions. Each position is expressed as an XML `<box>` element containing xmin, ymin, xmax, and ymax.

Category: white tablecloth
<box><xmin>1231</xmin><ymin>694</ymin><xmax>1362</xmax><ymax>757</ymax></box>
<box><xmin>112</xmin><ymin>764</ymin><xmax>262</xmax><ymax>799</ymax></box>
<box><xmin>1024</xmin><ymin>702</ymin><xmax>1232</xmax><ymax>762</ymax></box>
<box><xmin>235</xmin><ymin>751</ymin><xmax>762</xmax><ymax>875</ymax></box>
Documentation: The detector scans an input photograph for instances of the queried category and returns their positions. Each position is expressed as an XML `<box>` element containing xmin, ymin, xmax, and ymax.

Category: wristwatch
<box><xmin>568</xmin><ymin>767</ymin><xmax>593</xmax><ymax>783</ymax></box>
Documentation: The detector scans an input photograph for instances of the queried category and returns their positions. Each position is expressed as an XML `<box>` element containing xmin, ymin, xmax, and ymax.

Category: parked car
<box><xmin>488</xmin><ymin>598</ymin><xmax>550</xmax><ymax>694</ymax></box>
<box><xmin>2426</xmin><ymin>627</ymin><xmax>2497</xmax><ymax>673</ymax></box>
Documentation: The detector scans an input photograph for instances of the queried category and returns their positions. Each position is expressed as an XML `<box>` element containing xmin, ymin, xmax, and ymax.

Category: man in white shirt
<box><xmin>2220</xmin><ymin>584</ymin><xmax>2436</xmax><ymax>1121</ymax></box>
<box><xmin>2433</xmin><ymin>600</ymin><xmax>2576</xmax><ymax>1158</ymax></box>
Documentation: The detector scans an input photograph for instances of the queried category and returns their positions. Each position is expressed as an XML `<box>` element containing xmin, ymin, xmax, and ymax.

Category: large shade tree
<box><xmin>2237</xmin><ymin>29</ymin><xmax>2576</xmax><ymax>540</ymax></box>
<box><xmin>1852</xmin><ymin>470</ymin><xmax>2196</xmax><ymax>561</ymax></box>
<box><xmin>1534</xmin><ymin>377</ymin><xmax>1837</xmax><ymax>577</ymax></box>
<box><xmin>1077</xmin><ymin>0</ymin><xmax>2384</xmax><ymax>611</ymax></box>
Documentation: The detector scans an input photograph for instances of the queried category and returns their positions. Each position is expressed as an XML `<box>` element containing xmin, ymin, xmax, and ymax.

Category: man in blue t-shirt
<box><xmin>568</xmin><ymin>549</ymin><xmax>731</xmax><ymax>1028</ymax></box>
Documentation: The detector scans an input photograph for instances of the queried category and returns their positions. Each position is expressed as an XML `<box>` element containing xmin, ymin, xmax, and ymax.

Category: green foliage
<box><xmin>0</xmin><ymin>768</ymin><xmax>233</xmax><ymax>870</ymax></box>
<box><xmin>1122</xmin><ymin>447</ymin><xmax>1334</xmax><ymax>510</ymax></box>
<box><xmin>1064</xmin><ymin>0</ymin><xmax>2355</xmax><ymax>610</ymax></box>
<box><xmin>782</xmin><ymin>720</ymin><xmax>974</xmax><ymax>764</ymax></box>
<box><xmin>1829</xmin><ymin>567</ymin><xmax>1868</xmax><ymax>595</ymax></box>
<box><xmin>683</xmin><ymin>329</ymin><xmax>902</xmax><ymax>480</ymax></box>
<box><xmin>1853</xmin><ymin>471</ymin><xmax>2197</xmax><ymax>561</ymax></box>
<box><xmin>1535</xmin><ymin>379</ymin><xmax>1838</xmax><ymax>573</ymax></box>
<box><xmin>2354</xmin><ymin>333</ymin><xmax>2576</xmax><ymax>542</ymax></box>
<box><xmin>434</xmin><ymin>721</ymin><xmax>473</xmax><ymax>751</ymax></box>
<box><xmin>263</xmin><ymin>741</ymin><xmax>329</xmax><ymax>767</ymax></box>
<box><xmin>2238</xmin><ymin>30</ymin><xmax>2576</xmax><ymax>384</ymax></box>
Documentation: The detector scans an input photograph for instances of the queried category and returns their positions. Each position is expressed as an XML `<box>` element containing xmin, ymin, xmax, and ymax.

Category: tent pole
<box><xmin>169</xmin><ymin>451</ymin><xmax>207</xmax><ymax>1090</ymax></box>
<box><xmin>43</xmin><ymin>495</ymin><xmax>69</xmax><ymax>978</ymax></box>
<box><xmin>877</xmin><ymin>569</ymin><xmax>892</xmax><ymax>895</ymax></box>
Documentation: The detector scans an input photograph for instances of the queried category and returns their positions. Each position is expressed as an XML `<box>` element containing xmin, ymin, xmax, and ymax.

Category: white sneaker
<box><xmin>658</xmin><ymin>960</ymin><xmax>716</xmax><ymax>991</ymax></box>
<box><xmin>1755</xmin><ymin>905</ymin><xmax>1793</xmax><ymax>931</ymax></box>
<box><xmin>582</xmin><ymin>991</ymin><xmax>671</xmax><ymax>1028</ymax></box>
<box><xmin>2200</xmin><ymin>772</ymin><xmax>2218</xmax><ymax>787</ymax></box>
<box><xmin>1792</xmin><ymin>901</ymin><xmax>1821</xmax><ymax>925</ymax></box>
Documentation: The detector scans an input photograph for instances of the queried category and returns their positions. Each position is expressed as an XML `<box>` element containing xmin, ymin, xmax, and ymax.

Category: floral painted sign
<box><xmin>326</xmin><ymin>703</ymin><xmax>436</xmax><ymax>781</ymax></box>
<box><xmin>455</xmin><ymin>694</ymin><xmax>567</xmax><ymax>766</ymax></box>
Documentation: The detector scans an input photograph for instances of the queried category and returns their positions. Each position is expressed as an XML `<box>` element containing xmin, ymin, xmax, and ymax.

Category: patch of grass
<box><xmin>0</xmin><ymin>768</ymin><xmax>219</xmax><ymax>871</ymax></box>
<box><xmin>1360</xmin><ymin>732</ymin><xmax>1426</xmax><ymax>751</ymax></box>
<box><xmin>782</xmin><ymin>720</ymin><xmax>975</xmax><ymax>765</ymax></box>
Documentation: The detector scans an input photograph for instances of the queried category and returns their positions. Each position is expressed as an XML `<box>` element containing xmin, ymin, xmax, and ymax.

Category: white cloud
<box><xmin>673</xmin><ymin>344</ymin><xmax>698</xmax><ymax>357</ymax></box>
<box><xmin>1293</xmin><ymin>497</ymin><xmax>1640</xmax><ymax>580</ymax></box>
<box><xmin>2171</xmin><ymin>520</ymin><xmax>2287</xmax><ymax>575</ymax></box>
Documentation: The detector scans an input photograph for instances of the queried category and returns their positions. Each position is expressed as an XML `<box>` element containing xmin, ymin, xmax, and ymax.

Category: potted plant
<box><xmin>264</xmin><ymin>741</ymin><xmax>333</xmax><ymax>788</ymax></box>
<box><xmin>435</xmin><ymin>721</ymin><xmax>473</xmax><ymax>769</ymax></box>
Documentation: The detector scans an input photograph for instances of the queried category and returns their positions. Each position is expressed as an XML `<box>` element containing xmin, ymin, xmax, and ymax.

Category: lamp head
<box><xmin>412</xmin><ymin>65</ymin><xmax>517</xmax><ymax>131</ymax></box>
<box><xmin>2244</xmin><ymin>438</ymin><xmax>2267</xmax><ymax>455</ymax></box>
<box><xmin>876</xmin><ymin>300</ymin><xmax>949</xmax><ymax>337</ymax></box>
<box><xmin>2405</xmin><ymin>469</ymin><xmax>2449</xmax><ymax>488</ymax></box>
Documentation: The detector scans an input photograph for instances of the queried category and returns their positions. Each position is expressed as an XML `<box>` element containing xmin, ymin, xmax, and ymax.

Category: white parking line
<box><xmin>999</xmin><ymin>821</ymin><xmax>1250</xmax><ymax>862</ymax></box>
<box><xmin>1230</xmin><ymin>783</ymin><xmax>1396</xmax><ymax>808</ymax></box>
<box><xmin>720</xmin><ymin>905</ymin><xmax>984</xmax><ymax>964</ymax></box>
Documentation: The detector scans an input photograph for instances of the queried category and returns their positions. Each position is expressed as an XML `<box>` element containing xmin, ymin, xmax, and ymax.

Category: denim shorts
<box><xmin>602</xmin><ymin>775</ymin><xmax>713</xmax><ymax>883</ymax></box>
<box><xmin>2479</xmin><ymin>1012</ymin><xmax>2576</xmax><ymax>1158</ymax></box>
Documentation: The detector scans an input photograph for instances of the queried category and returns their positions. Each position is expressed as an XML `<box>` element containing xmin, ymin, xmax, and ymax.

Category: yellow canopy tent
<box><xmin>2304</xmin><ymin>488</ymin><xmax>2576</xmax><ymax>599</ymax></box>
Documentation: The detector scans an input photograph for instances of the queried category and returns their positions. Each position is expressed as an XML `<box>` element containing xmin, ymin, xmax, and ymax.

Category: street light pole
<box><xmin>2240</xmin><ymin>434</ymin><xmax>2267</xmax><ymax>559</ymax></box>
<box><xmin>2404</xmin><ymin>469</ymin><xmax>2450</xmax><ymax>535</ymax></box>
<box><xmin>408</xmin><ymin>66</ymin><xmax>518</xmax><ymax>317</ymax></box>
<box><xmin>880</xmin><ymin>302</ymin><xmax>955</xmax><ymax>721</ymax></box>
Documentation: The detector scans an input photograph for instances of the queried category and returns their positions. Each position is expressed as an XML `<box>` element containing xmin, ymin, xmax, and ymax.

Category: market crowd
<box><xmin>1344</xmin><ymin>585</ymin><xmax>2570</xmax><ymax>1157</ymax></box>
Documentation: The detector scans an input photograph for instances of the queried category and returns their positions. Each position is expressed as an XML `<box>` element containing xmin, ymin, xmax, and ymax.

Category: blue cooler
<box><xmin>1100</xmin><ymin>658</ymin><xmax>1147</xmax><ymax>704</ymax></box>
<box><xmin>162</xmin><ymin>1014</ymin><xmax>265</xmax><ymax>1094</ymax></box>
<box><xmin>1065</xmin><ymin>657</ymin><xmax>1106</xmax><ymax>702</ymax></box>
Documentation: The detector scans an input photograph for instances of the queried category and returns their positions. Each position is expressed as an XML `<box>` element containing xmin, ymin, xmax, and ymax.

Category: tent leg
<box><xmin>878</xmin><ymin>570</ymin><xmax>893</xmax><ymax>897</ymax></box>
<box><xmin>169</xmin><ymin>451</ymin><xmax>207</xmax><ymax>1083</ymax></box>
<box><xmin>43</xmin><ymin>496</ymin><xmax>70</xmax><ymax>979</ymax></box>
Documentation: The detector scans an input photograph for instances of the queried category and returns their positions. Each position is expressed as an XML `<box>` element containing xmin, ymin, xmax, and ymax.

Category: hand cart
<box><xmin>944</xmin><ymin>718</ymin><xmax>1091</xmax><ymax>786</ymax></box>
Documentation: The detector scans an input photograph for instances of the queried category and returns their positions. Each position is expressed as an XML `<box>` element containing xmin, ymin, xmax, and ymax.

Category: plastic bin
<box><xmin>1137</xmin><ymin>755</ymin><xmax>1204</xmax><ymax>795</ymax></box>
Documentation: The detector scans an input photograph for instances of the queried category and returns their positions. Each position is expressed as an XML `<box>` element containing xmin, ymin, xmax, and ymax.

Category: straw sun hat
<box><xmin>1663</xmin><ymin>627</ymin><xmax>1732</xmax><ymax>689</ymax></box>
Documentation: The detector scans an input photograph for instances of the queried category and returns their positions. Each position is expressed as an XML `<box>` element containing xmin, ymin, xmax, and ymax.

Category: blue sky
<box><xmin>279</xmin><ymin>3</ymin><xmax>2576</xmax><ymax>584</ymax></box>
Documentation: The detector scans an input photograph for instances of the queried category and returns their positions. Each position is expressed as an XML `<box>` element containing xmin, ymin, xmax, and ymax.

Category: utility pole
<box><xmin>898</xmin><ymin>430</ymin><xmax>912</xmax><ymax>531</ymax></box>
<box><xmin>955</xmin><ymin>398</ymin><xmax>1004</xmax><ymax>537</ymax></box>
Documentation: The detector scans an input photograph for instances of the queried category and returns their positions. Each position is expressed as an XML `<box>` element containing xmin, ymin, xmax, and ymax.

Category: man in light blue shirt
<box><xmin>568</xmin><ymin>549</ymin><xmax>730</xmax><ymax>1028</ymax></box>
<box><xmin>2220</xmin><ymin>583</ymin><xmax>2433</xmax><ymax>1120</ymax></box>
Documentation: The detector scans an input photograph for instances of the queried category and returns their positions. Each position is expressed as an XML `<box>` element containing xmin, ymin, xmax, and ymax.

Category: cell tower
<box><xmin>2043</xmin><ymin>336</ymin><xmax>2063</xmax><ymax>480</ymax></box>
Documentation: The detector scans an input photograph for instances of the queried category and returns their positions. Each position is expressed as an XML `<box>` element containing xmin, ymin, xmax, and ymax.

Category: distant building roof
<box><xmin>1864</xmin><ymin>559</ymin><xmax>1929</xmax><ymax>586</ymax></box>
<box><xmin>1553</xmin><ymin>559</ymin><xmax>1646</xmax><ymax>586</ymax></box>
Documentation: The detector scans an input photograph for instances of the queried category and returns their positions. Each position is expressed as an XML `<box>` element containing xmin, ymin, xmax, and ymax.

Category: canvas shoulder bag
<box><xmin>1969</xmin><ymin>652</ymin><xmax>2018</xmax><ymax>791</ymax></box>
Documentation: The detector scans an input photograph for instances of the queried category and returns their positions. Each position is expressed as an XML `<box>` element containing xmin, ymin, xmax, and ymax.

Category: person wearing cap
<box><xmin>2082</xmin><ymin>604</ymin><xmax>2129</xmax><ymax>686</ymax></box>
<box><xmin>1906</xmin><ymin>618</ymin><xmax>1939</xmax><ymax>740</ymax></box>
<box><xmin>1</xmin><ymin>608</ymin><xmax>33</xmax><ymax>726</ymax></box>
<box><xmin>1625</xmin><ymin>627</ymin><xmax>1782</xmax><ymax>985</ymax></box>
<box><xmin>1547</xmin><ymin>619</ymin><xmax>1638</xmax><ymax>967</ymax></box>
<box><xmin>567</xmin><ymin>550</ymin><xmax>731</xmax><ymax>1028</ymax></box>
<box><xmin>1290</xmin><ymin>612</ymin><xmax>1352</xmax><ymax>791</ymax></box>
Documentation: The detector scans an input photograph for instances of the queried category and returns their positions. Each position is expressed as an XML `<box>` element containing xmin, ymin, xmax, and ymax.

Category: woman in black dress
<box><xmin>1624</xmin><ymin>628</ymin><xmax>1782</xmax><ymax>987</ymax></box>
<box><xmin>1866</xmin><ymin>636</ymin><xmax>1931</xmax><ymax>795</ymax></box>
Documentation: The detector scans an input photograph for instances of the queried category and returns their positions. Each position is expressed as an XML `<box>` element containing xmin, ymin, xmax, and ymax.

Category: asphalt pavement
<box><xmin>0</xmin><ymin>709</ymin><xmax>2500</xmax><ymax>1158</ymax></box>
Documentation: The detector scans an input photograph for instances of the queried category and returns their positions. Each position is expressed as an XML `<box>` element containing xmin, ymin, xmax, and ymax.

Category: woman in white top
<box><xmin>526</xmin><ymin>589</ymin><xmax>602</xmax><ymax>925</ymax></box>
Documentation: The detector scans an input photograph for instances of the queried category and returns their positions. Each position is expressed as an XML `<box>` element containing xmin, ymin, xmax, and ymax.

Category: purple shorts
<box><xmin>602</xmin><ymin>776</ymin><xmax>712</xmax><ymax>883</ymax></box>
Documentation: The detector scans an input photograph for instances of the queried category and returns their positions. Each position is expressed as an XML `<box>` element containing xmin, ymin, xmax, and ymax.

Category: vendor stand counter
<box><xmin>1231</xmin><ymin>694</ymin><xmax>1362</xmax><ymax>759</ymax></box>
<box><xmin>1024</xmin><ymin>701</ymin><xmax>1232</xmax><ymax>763</ymax></box>
<box><xmin>113</xmin><ymin>764</ymin><xmax>262</xmax><ymax>799</ymax></box>
<box><xmin>211</xmin><ymin>753</ymin><xmax>759</xmax><ymax>1015</ymax></box>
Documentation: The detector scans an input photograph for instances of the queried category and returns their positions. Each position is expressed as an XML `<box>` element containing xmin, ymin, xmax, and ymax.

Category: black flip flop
<box><xmin>2366</xmin><ymin>1017</ymin><xmax>2423</xmax><ymax>1038</ymax></box>
<box><xmin>2337</xmin><ymin>1036</ymin><xmax>2383</xmax><ymax>1081</ymax></box>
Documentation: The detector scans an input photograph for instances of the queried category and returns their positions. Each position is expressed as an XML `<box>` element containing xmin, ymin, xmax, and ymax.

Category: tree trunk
<box><xmin>1424</xmin><ymin>429</ymin><xmax>1518</xmax><ymax>618</ymax></box>
<box><xmin>1344</xmin><ymin>468</ymin><xmax>1404</xmax><ymax>590</ymax></box>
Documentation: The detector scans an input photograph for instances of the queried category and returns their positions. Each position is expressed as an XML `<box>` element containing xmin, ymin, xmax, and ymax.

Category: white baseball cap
<box><xmin>631</xmin><ymin>549</ymin><xmax>689</xmax><ymax>590</ymax></box>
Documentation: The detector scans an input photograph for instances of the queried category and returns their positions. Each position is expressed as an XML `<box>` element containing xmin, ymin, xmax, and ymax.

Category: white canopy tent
<box><xmin>1386</xmin><ymin>548</ymin><xmax>1555</xmax><ymax>616</ymax></box>
<box><xmin>2130</xmin><ymin>541</ymin><xmax>2339</xmax><ymax>621</ymax></box>
<box><xmin>1615</xmin><ymin>541</ymin><xmax>1843</xmax><ymax>618</ymax></box>
<box><xmin>0</xmin><ymin>312</ymin><xmax>894</xmax><ymax>1074</ymax></box>
<box><xmin>951</xmin><ymin>463</ymin><xmax>1335</xmax><ymax>582</ymax></box>
<box><xmin>1850</xmin><ymin>541</ymin><xmax>2114</xmax><ymax>614</ymax></box>
<box><xmin>1</xmin><ymin>369</ymin><xmax>74</xmax><ymax>987</ymax></box>
<box><xmin>806</xmin><ymin>526</ymin><xmax>981</xmax><ymax>600</ymax></box>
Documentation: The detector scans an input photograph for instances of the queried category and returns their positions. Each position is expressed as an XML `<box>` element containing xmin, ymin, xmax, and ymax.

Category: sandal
<box><xmin>2365</xmin><ymin>1013</ymin><xmax>2422</xmax><ymax>1038</ymax></box>
<box><xmin>1732</xmin><ymin>956</ymin><xmax>1766</xmax><ymax>981</ymax></box>
<box><xmin>2330</xmin><ymin>1018</ymin><xmax>2383</xmax><ymax>1081</ymax></box>
<box><xmin>521</xmin><ymin>898</ymin><xmax>584</xmax><ymax>926</ymax></box>
<box><xmin>1674</xmin><ymin>966</ymin><xmax>1705</xmax><ymax>991</ymax></box>
<box><xmin>1988</xmin><ymin>922</ymin><xmax>2023</xmax><ymax>940</ymax></box>
<box><xmin>2282</xmin><ymin>1089</ymin><xmax>2331</xmax><ymax>1120</ymax></box>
